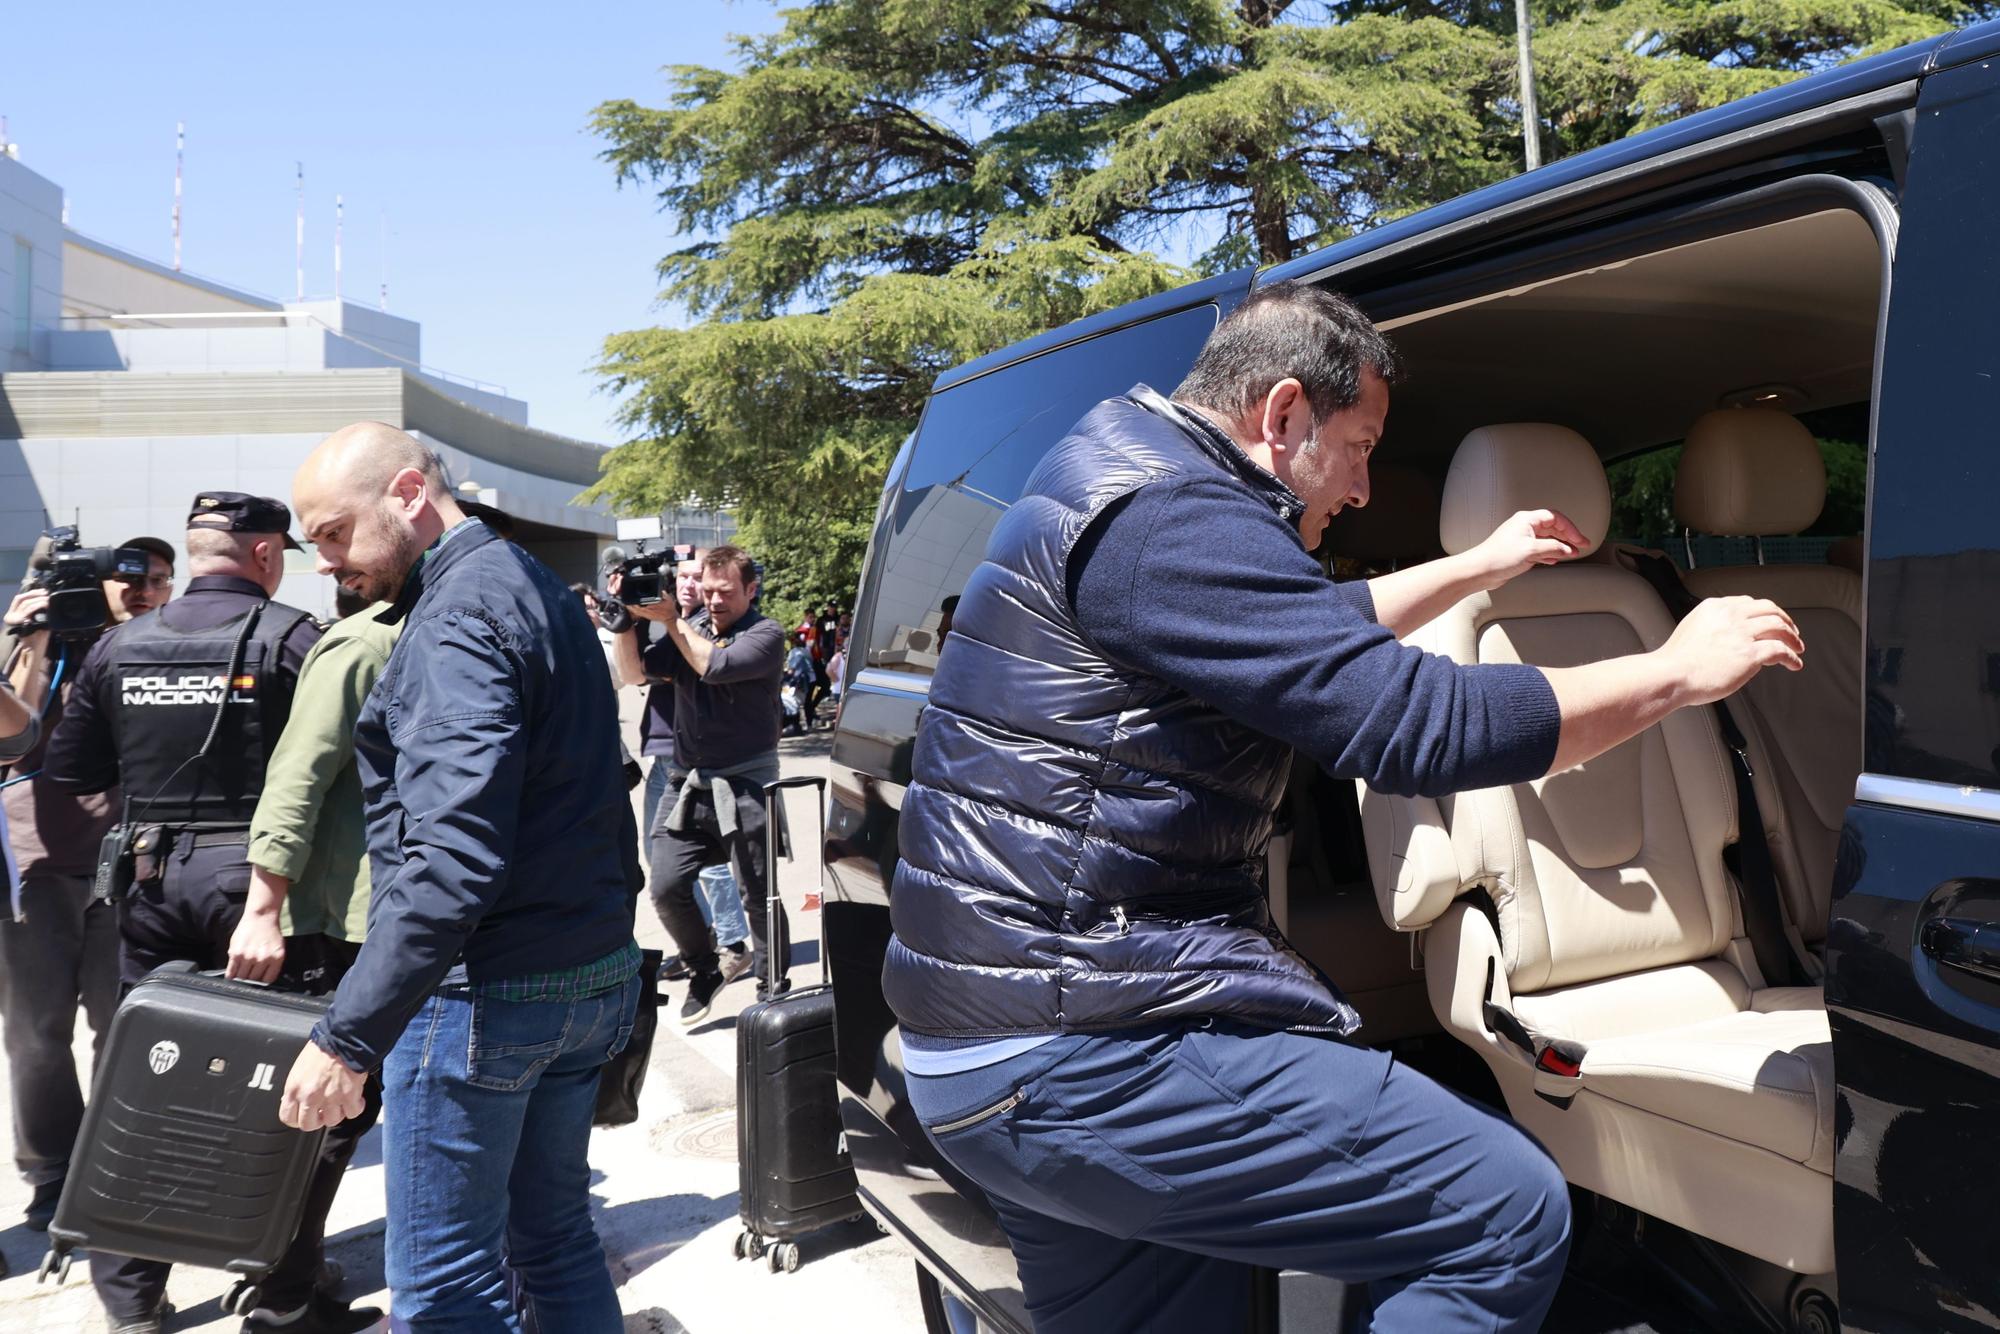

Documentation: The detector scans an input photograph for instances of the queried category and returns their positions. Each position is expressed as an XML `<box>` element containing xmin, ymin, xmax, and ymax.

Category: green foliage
<box><xmin>1607</xmin><ymin>444</ymin><xmax>1685</xmax><ymax>540</ymax></box>
<box><xmin>592</xmin><ymin>0</ymin><xmax>1973</xmax><ymax>605</ymax></box>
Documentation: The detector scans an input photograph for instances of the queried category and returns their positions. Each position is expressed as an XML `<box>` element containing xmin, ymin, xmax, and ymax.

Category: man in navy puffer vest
<box><xmin>886</xmin><ymin>284</ymin><xmax>1805</xmax><ymax>1332</ymax></box>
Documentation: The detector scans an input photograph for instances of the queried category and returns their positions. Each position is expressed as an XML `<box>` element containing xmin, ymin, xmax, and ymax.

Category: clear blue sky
<box><xmin>2</xmin><ymin>1</ymin><xmax>783</xmax><ymax>444</ymax></box>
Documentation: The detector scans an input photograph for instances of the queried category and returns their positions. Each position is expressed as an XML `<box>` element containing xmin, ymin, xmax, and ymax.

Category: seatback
<box><xmin>1675</xmin><ymin>409</ymin><xmax>1863</xmax><ymax>945</ymax></box>
<box><xmin>1322</xmin><ymin>462</ymin><xmax>1442</xmax><ymax>571</ymax></box>
<box><xmin>1361</xmin><ymin>425</ymin><xmax>1746</xmax><ymax>996</ymax></box>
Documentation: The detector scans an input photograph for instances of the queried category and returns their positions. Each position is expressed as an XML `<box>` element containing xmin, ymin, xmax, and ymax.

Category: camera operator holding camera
<box><xmin>0</xmin><ymin>531</ymin><xmax>174</xmax><ymax>1234</ymax></box>
<box><xmin>617</xmin><ymin>544</ymin><xmax>789</xmax><ymax>1025</ymax></box>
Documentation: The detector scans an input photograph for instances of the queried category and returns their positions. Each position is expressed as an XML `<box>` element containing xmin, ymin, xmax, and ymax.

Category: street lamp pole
<box><xmin>1515</xmin><ymin>0</ymin><xmax>1543</xmax><ymax>171</ymax></box>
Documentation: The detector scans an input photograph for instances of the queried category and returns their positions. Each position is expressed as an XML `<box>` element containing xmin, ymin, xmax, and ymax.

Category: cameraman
<box><xmin>0</xmin><ymin>535</ymin><xmax>174</xmax><ymax>1232</ymax></box>
<box><xmin>624</xmin><ymin>545</ymin><xmax>787</xmax><ymax>1025</ymax></box>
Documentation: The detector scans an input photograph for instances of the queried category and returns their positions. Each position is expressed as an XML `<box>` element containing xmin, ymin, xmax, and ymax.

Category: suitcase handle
<box><xmin>762</xmin><ymin>777</ymin><xmax>828</xmax><ymax>993</ymax></box>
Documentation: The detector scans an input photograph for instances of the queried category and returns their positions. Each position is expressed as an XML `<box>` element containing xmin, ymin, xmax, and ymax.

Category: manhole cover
<box><xmin>661</xmin><ymin>1109</ymin><xmax>737</xmax><ymax>1161</ymax></box>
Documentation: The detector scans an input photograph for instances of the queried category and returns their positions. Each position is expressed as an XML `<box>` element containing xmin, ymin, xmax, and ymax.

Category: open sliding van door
<box><xmin>1831</xmin><ymin>48</ymin><xmax>2000</xmax><ymax>1334</ymax></box>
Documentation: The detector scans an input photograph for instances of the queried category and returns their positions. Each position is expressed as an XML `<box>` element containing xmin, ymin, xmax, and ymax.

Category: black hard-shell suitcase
<box><xmin>39</xmin><ymin>962</ymin><xmax>329</xmax><ymax>1308</ymax></box>
<box><xmin>733</xmin><ymin>776</ymin><xmax>862</xmax><ymax>1272</ymax></box>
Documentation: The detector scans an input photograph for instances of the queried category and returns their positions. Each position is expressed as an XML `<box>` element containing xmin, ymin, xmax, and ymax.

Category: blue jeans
<box><xmin>382</xmin><ymin>973</ymin><xmax>641</xmax><ymax>1333</ymax></box>
<box><xmin>646</xmin><ymin>759</ymin><xmax>750</xmax><ymax>949</ymax></box>
<box><xmin>907</xmin><ymin>1023</ymin><xmax>1570</xmax><ymax>1333</ymax></box>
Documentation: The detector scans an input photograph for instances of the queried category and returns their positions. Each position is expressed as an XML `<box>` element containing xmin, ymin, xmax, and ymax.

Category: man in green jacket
<box><xmin>224</xmin><ymin>589</ymin><xmax>399</xmax><ymax>1333</ymax></box>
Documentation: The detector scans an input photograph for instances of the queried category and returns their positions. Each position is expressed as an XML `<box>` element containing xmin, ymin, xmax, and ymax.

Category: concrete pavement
<box><xmin>0</xmin><ymin>731</ymin><xmax>932</xmax><ymax>1333</ymax></box>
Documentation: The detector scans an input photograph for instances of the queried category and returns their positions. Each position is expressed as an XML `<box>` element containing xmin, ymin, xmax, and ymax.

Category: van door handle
<box><xmin>1919</xmin><ymin>917</ymin><xmax>2000</xmax><ymax>984</ymax></box>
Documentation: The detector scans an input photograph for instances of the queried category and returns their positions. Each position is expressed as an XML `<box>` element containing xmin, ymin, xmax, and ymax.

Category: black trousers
<box><xmin>93</xmin><ymin>838</ymin><xmax>383</xmax><ymax>1318</ymax></box>
<box><xmin>648</xmin><ymin>780</ymin><xmax>791</xmax><ymax>991</ymax></box>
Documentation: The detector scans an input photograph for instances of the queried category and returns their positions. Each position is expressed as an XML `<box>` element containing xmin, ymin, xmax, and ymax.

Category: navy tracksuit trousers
<box><xmin>907</xmin><ymin>1022</ymin><xmax>1571</xmax><ymax>1333</ymax></box>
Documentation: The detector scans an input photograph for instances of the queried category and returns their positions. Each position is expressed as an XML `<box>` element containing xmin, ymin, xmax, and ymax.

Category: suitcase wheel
<box><xmin>223</xmin><ymin>1280</ymin><xmax>262</xmax><ymax>1315</ymax></box>
<box><xmin>734</xmin><ymin>1229</ymin><xmax>758</xmax><ymax>1261</ymax></box>
<box><xmin>769</xmin><ymin>1241</ymin><xmax>801</xmax><ymax>1274</ymax></box>
<box><xmin>36</xmin><ymin>1248</ymin><xmax>71</xmax><ymax>1285</ymax></box>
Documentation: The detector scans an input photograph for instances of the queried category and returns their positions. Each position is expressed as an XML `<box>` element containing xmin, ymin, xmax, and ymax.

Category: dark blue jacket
<box><xmin>883</xmin><ymin>388</ymin><xmax>1561</xmax><ymax>1040</ymax></box>
<box><xmin>314</xmin><ymin>522</ymin><xmax>639</xmax><ymax>1070</ymax></box>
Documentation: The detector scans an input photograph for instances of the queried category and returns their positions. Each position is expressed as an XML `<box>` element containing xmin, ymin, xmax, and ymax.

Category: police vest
<box><xmin>105</xmin><ymin>601</ymin><xmax>316</xmax><ymax>826</ymax></box>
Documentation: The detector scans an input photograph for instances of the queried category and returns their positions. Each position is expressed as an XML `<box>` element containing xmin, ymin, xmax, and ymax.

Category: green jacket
<box><xmin>248</xmin><ymin>608</ymin><xmax>401</xmax><ymax>942</ymax></box>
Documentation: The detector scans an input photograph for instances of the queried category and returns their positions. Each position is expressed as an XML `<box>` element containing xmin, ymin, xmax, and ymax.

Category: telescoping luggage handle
<box><xmin>762</xmin><ymin>776</ymin><xmax>828</xmax><ymax>994</ymax></box>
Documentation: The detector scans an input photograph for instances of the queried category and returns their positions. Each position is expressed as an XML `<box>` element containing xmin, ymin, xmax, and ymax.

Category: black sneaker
<box><xmin>661</xmin><ymin>953</ymin><xmax>690</xmax><ymax>982</ymax></box>
<box><xmin>242</xmin><ymin>1291</ymin><xmax>384</xmax><ymax>1333</ymax></box>
<box><xmin>680</xmin><ymin>970</ymin><xmax>725</xmax><ymax>1026</ymax></box>
<box><xmin>108</xmin><ymin>1305</ymin><xmax>172</xmax><ymax>1334</ymax></box>
<box><xmin>24</xmin><ymin>1178</ymin><xmax>60</xmax><ymax>1230</ymax></box>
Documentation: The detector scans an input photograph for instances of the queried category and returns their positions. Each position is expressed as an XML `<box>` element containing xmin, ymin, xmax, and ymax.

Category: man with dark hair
<box><xmin>0</xmin><ymin>534</ymin><xmax>173</xmax><ymax>1237</ymax></box>
<box><xmin>885</xmin><ymin>281</ymin><xmax>1804</xmax><ymax>1331</ymax></box>
<box><xmin>627</xmin><ymin>542</ymin><xmax>788</xmax><ymax>1024</ymax></box>
<box><xmin>608</xmin><ymin>549</ymin><xmax>755</xmax><ymax>984</ymax></box>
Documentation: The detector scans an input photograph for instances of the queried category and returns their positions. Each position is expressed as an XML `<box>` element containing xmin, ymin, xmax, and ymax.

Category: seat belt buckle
<box><xmin>1531</xmin><ymin>1039</ymin><xmax>1586</xmax><ymax>1108</ymax></box>
<box><xmin>1481</xmin><ymin>959</ymin><xmax>1584</xmax><ymax>1109</ymax></box>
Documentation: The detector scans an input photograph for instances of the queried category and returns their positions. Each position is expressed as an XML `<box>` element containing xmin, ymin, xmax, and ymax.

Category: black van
<box><xmin>822</xmin><ymin>20</ymin><xmax>2000</xmax><ymax>1334</ymax></box>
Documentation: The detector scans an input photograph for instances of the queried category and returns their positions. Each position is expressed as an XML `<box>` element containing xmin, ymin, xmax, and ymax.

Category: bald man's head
<box><xmin>295</xmin><ymin>421</ymin><xmax>466</xmax><ymax>603</ymax></box>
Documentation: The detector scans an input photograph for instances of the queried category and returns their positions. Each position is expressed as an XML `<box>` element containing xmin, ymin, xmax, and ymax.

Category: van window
<box><xmin>861</xmin><ymin>303</ymin><xmax>1219</xmax><ymax>680</ymax></box>
<box><xmin>1869</xmin><ymin>59</ymin><xmax>2000</xmax><ymax>787</ymax></box>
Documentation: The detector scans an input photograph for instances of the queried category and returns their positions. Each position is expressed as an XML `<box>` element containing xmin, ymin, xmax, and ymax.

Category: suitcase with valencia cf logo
<box><xmin>38</xmin><ymin>961</ymin><xmax>329</xmax><ymax>1312</ymax></box>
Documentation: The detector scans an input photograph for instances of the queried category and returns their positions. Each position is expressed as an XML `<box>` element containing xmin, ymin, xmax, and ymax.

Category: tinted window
<box><xmin>860</xmin><ymin>303</ymin><xmax>1220</xmax><ymax>681</ymax></box>
<box><xmin>1868</xmin><ymin>60</ymin><xmax>2000</xmax><ymax>786</ymax></box>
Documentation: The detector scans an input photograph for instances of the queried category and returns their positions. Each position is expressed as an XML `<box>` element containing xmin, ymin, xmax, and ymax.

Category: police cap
<box><xmin>187</xmin><ymin>492</ymin><xmax>305</xmax><ymax>551</ymax></box>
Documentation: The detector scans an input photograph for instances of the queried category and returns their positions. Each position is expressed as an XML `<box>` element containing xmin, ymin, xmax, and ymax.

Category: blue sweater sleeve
<box><xmin>1070</xmin><ymin>478</ymin><xmax>1561</xmax><ymax>798</ymax></box>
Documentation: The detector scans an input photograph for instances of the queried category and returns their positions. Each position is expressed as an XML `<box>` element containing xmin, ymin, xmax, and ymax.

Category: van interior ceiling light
<box><xmin>1719</xmin><ymin>383</ymin><xmax>1806</xmax><ymax>411</ymax></box>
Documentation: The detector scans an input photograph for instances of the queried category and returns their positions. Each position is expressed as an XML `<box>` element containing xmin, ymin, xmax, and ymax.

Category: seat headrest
<box><xmin>1674</xmin><ymin>408</ymin><xmax>1825</xmax><ymax>537</ymax></box>
<box><xmin>1439</xmin><ymin>424</ymin><xmax>1611</xmax><ymax>556</ymax></box>
<box><xmin>1324</xmin><ymin>463</ymin><xmax>1441</xmax><ymax>566</ymax></box>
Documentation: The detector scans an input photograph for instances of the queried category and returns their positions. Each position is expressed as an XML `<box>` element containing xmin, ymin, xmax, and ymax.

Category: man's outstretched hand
<box><xmin>1663</xmin><ymin>595</ymin><xmax>1805</xmax><ymax>707</ymax></box>
<box><xmin>1467</xmin><ymin>509</ymin><xmax>1592</xmax><ymax>591</ymax></box>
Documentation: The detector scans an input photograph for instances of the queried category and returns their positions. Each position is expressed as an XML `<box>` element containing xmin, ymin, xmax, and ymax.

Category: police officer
<box><xmin>45</xmin><ymin>494</ymin><xmax>380</xmax><ymax>1334</ymax></box>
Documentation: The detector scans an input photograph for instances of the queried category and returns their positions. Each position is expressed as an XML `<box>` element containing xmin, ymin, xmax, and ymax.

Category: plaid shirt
<box><xmin>459</xmin><ymin>938</ymin><xmax>641</xmax><ymax>1004</ymax></box>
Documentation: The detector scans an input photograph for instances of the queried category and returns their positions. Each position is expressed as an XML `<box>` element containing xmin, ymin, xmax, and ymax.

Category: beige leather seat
<box><xmin>1674</xmin><ymin>408</ymin><xmax>1864</xmax><ymax>953</ymax></box>
<box><xmin>1357</xmin><ymin>423</ymin><xmax>1834</xmax><ymax>1274</ymax></box>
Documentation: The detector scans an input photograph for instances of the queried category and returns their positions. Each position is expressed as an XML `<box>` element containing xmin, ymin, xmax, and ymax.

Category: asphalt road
<box><xmin>0</xmin><ymin>729</ymin><xmax>930</xmax><ymax>1333</ymax></box>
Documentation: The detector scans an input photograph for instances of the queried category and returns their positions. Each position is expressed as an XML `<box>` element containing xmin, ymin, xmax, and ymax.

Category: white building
<box><xmin>0</xmin><ymin>149</ymin><xmax>684</xmax><ymax>615</ymax></box>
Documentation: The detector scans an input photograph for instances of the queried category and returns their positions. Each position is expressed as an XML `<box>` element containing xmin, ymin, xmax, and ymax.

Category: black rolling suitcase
<box><xmin>39</xmin><ymin>961</ymin><xmax>330</xmax><ymax>1315</ymax></box>
<box><xmin>732</xmin><ymin>775</ymin><xmax>862</xmax><ymax>1273</ymax></box>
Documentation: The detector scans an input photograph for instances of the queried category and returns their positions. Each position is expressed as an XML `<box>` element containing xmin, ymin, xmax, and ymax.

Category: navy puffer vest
<box><xmin>882</xmin><ymin>387</ymin><xmax>1359</xmax><ymax>1038</ymax></box>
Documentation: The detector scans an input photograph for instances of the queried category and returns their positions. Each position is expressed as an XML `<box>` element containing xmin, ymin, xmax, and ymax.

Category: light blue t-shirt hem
<box><xmin>901</xmin><ymin>1033</ymin><xmax>1061</xmax><ymax>1077</ymax></box>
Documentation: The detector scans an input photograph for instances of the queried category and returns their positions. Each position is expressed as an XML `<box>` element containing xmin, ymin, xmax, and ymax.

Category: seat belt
<box><xmin>1625</xmin><ymin>552</ymin><xmax>1814</xmax><ymax>990</ymax></box>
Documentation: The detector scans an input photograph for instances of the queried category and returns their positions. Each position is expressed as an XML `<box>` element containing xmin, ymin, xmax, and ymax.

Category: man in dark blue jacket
<box><xmin>885</xmin><ymin>284</ymin><xmax>1805</xmax><ymax>1332</ymax></box>
<box><xmin>279</xmin><ymin>422</ymin><xmax>640</xmax><ymax>1333</ymax></box>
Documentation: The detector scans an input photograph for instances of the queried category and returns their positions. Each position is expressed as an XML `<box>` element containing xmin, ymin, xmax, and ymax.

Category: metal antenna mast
<box><xmin>295</xmin><ymin>163</ymin><xmax>305</xmax><ymax>302</ymax></box>
<box><xmin>172</xmin><ymin>121</ymin><xmax>185</xmax><ymax>270</ymax></box>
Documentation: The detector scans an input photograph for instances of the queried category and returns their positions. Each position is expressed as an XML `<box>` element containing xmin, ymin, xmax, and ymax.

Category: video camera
<box><xmin>610</xmin><ymin>541</ymin><xmax>697</xmax><ymax>608</ymax></box>
<box><xmin>14</xmin><ymin>527</ymin><xmax>151</xmax><ymax>641</ymax></box>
